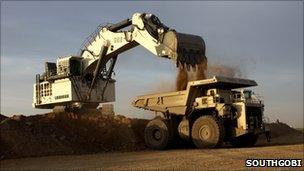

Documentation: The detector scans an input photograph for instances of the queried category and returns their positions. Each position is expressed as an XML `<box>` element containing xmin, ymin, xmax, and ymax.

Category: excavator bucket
<box><xmin>162</xmin><ymin>31</ymin><xmax>207</xmax><ymax>68</ymax></box>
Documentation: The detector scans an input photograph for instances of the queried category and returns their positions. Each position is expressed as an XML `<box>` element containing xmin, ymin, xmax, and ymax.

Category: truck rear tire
<box><xmin>191</xmin><ymin>115</ymin><xmax>224</xmax><ymax>148</ymax></box>
<box><xmin>144</xmin><ymin>118</ymin><xmax>173</xmax><ymax>150</ymax></box>
<box><xmin>230</xmin><ymin>133</ymin><xmax>259</xmax><ymax>147</ymax></box>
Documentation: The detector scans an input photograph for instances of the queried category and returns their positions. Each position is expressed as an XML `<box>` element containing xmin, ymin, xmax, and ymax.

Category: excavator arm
<box><xmin>80</xmin><ymin>13</ymin><xmax>207</xmax><ymax>99</ymax></box>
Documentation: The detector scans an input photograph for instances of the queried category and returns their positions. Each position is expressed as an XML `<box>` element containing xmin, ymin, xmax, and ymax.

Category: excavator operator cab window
<box><xmin>45</xmin><ymin>62</ymin><xmax>57</xmax><ymax>77</ymax></box>
<box><xmin>69</xmin><ymin>58</ymin><xmax>81</xmax><ymax>76</ymax></box>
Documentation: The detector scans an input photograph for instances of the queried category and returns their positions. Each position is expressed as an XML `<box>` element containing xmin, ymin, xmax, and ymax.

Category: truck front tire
<box><xmin>191</xmin><ymin>116</ymin><xmax>224</xmax><ymax>148</ymax></box>
<box><xmin>144</xmin><ymin>118</ymin><xmax>173</xmax><ymax>150</ymax></box>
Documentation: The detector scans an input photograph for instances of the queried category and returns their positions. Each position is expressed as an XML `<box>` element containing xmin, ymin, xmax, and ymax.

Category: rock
<box><xmin>59</xmin><ymin>135</ymin><xmax>66</xmax><ymax>140</ymax></box>
<box><xmin>51</xmin><ymin>133</ymin><xmax>56</xmax><ymax>138</ymax></box>
<box><xmin>25</xmin><ymin>122</ymin><xmax>32</xmax><ymax>126</ymax></box>
<box><xmin>11</xmin><ymin>115</ymin><xmax>25</xmax><ymax>121</ymax></box>
<box><xmin>101</xmin><ymin>104</ymin><xmax>114</xmax><ymax>115</ymax></box>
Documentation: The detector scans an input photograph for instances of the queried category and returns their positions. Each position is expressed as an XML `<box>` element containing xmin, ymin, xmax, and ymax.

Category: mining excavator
<box><xmin>32</xmin><ymin>13</ymin><xmax>207</xmax><ymax>112</ymax></box>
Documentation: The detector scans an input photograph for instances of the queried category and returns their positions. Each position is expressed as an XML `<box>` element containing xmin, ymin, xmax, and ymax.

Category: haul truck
<box><xmin>132</xmin><ymin>76</ymin><xmax>268</xmax><ymax>149</ymax></box>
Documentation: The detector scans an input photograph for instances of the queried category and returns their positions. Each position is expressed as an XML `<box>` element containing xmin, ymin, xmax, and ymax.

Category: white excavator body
<box><xmin>32</xmin><ymin>13</ymin><xmax>207</xmax><ymax>111</ymax></box>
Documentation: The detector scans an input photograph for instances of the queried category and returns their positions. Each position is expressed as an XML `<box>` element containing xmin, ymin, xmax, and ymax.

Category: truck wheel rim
<box><xmin>153</xmin><ymin>129</ymin><xmax>162</xmax><ymax>140</ymax></box>
<box><xmin>199</xmin><ymin>125</ymin><xmax>211</xmax><ymax>139</ymax></box>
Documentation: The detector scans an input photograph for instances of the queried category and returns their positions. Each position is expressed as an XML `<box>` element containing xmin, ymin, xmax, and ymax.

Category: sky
<box><xmin>1</xmin><ymin>1</ymin><xmax>303</xmax><ymax>128</ymax></box>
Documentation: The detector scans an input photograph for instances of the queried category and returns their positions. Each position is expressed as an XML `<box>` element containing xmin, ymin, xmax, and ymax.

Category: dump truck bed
<box><xmin>132</xmin><ymin>90</ymin><xmax>188</xmax><ymax>115</ymax></box>
<box><xmin>132</xmin><ymin>76</ymin><xmax>257</xmax><ymax>115</ymax></box>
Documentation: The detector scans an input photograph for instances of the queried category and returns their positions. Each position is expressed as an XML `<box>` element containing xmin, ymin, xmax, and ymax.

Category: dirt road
<box><xmin>1</xmin><ymin>144</ymin><xmax>303</xmax><ymax>170</ymax></box>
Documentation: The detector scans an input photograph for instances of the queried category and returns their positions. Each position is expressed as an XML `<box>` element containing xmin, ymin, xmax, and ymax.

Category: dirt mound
<box><xmin>0</xmin><ymin>114</ymin><xmax>8</xmax><ymax>122</ymax></box>
<box><xmin>1</xmin><ymin>112</ymin><xmax>302</xmax><ymax>159</ymax></box>
<box><xmin>0</xmin><ymin>112</ymin><xmax>148</xmax><ymax>159</ymax></box>
<box><xmin>267</xmin><ymin>122</ymin><xmax>302</xmax><ymax>138</ymax></box>
<box><xmin>257</xmin><ymin>122</ymin><xmax>303</xmax><ymax>146</ymax></box>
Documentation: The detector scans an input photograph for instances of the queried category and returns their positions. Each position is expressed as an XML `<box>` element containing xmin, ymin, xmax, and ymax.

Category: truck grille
<box><xmin>246</xmin><ymin>106</ymin><xmax>263</xmax><ymax>130</ymax></box>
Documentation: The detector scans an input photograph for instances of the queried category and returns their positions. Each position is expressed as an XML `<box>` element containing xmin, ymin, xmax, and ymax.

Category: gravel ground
<box><xmin>1</xmin><ymin>144</ymin><xmax>303</xmax><ymax>170</ymax></box>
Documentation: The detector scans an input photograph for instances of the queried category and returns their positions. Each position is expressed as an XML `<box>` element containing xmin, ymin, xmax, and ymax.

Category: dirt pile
<box><xmin>0</xmin><ymin>112</ymin><xmax>148</xmax><ymax>159</ymax></box>
<box><xmin>1</xmin><ymin>112</ymin><xmax>302</xmax><ymax>159</ymax></box>
<box><xmin>267</xmin><ymin>122</ymin><xmax>302</xmax><ymax>138</ymax></box>
<box><xmin>0</xmin><ymin>114</ymin><xmax>8</xmax><ymax>122</ymax></box>
<box><xmin>257</xmin><ymin>122</ymin><xmax>303</xmax><ymax>146</ymax></box>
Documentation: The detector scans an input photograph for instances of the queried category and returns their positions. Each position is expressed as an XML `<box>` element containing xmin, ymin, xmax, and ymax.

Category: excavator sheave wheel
<box><xmin>230</xmin><ymin>133</ymin><xmax>259</xmax><ymax>147</ymax></box>
<box><xmin>144</xmin><ymin>118</ymin><xmax>173</xmax><ymax>150</ymax></box>
<box><xmin>191</xmin><ymin>115</ymin><xmax>224</xmax><ymax>148</ymax></box>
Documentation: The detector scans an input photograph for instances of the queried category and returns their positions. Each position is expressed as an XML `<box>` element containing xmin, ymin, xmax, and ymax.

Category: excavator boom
<box><xmin>81</xmin><ymin>13</ymin><xmax>206</xmax><ymax>73</ymax></box>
